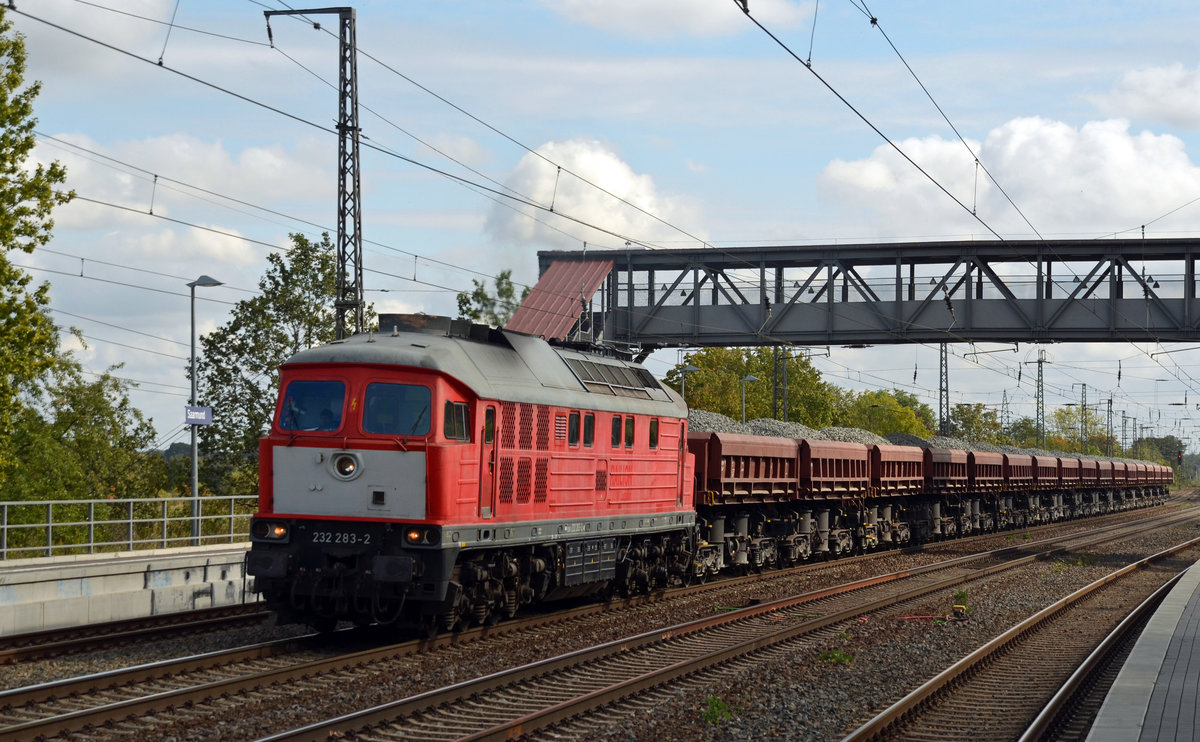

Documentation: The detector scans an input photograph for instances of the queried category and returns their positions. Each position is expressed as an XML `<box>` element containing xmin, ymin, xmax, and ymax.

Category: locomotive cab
<box><xmin>246</xmin><ymin>317</ymin><xmax>695</xmax><ymax>634</ymax></box>
<box><xmin>247</xmin><ymin>363</ymin><xmax>463</xmax><ymax>631</ymax></box>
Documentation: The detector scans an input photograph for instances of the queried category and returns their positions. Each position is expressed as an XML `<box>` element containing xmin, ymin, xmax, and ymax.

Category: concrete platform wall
<box><xmin>0</xmin><ymin>544</ymin><xmax>259</xmax><ymax>635</ymax></box>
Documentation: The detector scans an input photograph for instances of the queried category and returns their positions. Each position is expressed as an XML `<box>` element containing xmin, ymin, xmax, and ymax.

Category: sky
<box><xmin>10</xmin><ymin>0</ymin><xmax>1200</xmax><ymax>453</ymax></box>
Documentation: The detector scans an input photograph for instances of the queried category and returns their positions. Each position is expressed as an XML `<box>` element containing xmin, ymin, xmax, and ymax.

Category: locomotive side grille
<box><xmin>596</xmin><ymin>470</ymin><xmax>608</xmax><ymax>491</ymax></box>
<box><xmin>499</xmin><ymin>457</ymin><xmax>515</xmax><ymax>504</ymax></box>
<box><xmin>535</xmin><ymin>458</ymin><xmax>549</xmax><ymax>503</ymax></box>
<box><xmin>519</xmin><ymin>403</ymin><xmax>534</xmax><ymax>449</ymax></box>
<box><xmin>517</xmin><ymin>457</ymin><xmax>532</xmax><ymax>504</ymax></box>
<box><xmin>500</xmin><ymin>401</ymin><xmax>517</xmax><ymax>448</ymax></box>
<box><xmin>537</xmin><ymin>406</ymin><xmax>551</xmax><ymax>450</ymax></box>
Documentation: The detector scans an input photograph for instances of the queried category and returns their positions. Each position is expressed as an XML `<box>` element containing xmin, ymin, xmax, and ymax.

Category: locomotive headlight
<box><xmin>251</xmin><ymin>520</ymin><xmax>289</xmax><ymax>541</ymax></box>
<box><xmin>404</xmin><ymin>527</ymin><xmax>440</xmax><ymax>545</ymax></box>
<box><xmin>331</xmin><ymin>453</ymin><xmax>361</xmax><ymax>480</ymax></box>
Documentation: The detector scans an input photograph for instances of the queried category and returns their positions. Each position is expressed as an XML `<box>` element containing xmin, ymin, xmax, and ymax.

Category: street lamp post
<box><xmin>188</xmin><ymin>275</ymin><xmax>223</xmax><ymax>546</ymax></box>
<box><xmin>740</xmin><ymin>375</ymin><xmax>758</xmax><ymax>424</ymax></box>
<box><xmin>681</xmin><ymin>364</ymin><xmax>699</xmax><ymax>404</ymax></box>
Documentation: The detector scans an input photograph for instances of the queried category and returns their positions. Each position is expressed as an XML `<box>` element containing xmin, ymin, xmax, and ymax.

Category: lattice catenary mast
<box><xmin>265</xmin><ymin>7</ymin><xmax>364</xmax><ymax>339</ymax></box>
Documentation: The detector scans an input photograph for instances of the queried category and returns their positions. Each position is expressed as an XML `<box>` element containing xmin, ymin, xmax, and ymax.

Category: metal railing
<box><xmin>0</xmin><ymin>495</ymin><xmax>258</xmax><ymax>560</ymax></box>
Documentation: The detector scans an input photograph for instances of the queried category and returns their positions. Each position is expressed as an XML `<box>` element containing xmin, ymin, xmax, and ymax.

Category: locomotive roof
<box><xmin>281</xmin><ymin>323</ymin><xmax>687</xmax><ymax>417</ymax></box>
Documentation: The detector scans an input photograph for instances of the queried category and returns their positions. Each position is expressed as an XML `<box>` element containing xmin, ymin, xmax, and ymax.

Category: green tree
<box><xmin>9</xmin><ymin>355</ymin><xmax>160</xmax><ymax>503</ymax></box>
<box><xmin>197</xmin><ymin>233</ymin><xmax>346</xmax><ymax>495</ymax></box>
<box><xmin>1004</xmin><ymin>417</ymin><xmax>1042</xmax><ymax>448</ymax></box>
<box><xmin>946</xmin><ymin>403</ymin><xmax>1002</xmax><ymax>443</ymax></box>
<box><xmin>456</xmin><ymin>269</ymin><xmax>530</xmax><ymax>327</ymax></box>
<box><xmin>664</xmin><ymin>347</ymin><xmax>837</xmax><ymax>426</ymax></box>
<box><xmin>1131</xmin><ymin>434</ymin><xmax>1181</xmax><ymax>465</ymax></box>
<box><xmin>0</xmin><ymin>8</ymin><xmax>74</xmax><ymax>483</ymax></box>
<box><xmin>839</xmin><ymin>389</ymin><xmax>934</xmax><ymax>437</ymax></box>
<box><xmin>890</xmin><ymin>389</ymin><xmax>937</xmax><ymax>433</ymax></box>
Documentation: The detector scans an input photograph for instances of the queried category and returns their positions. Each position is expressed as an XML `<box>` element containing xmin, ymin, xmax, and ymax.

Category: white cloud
<box><xmin>1094</xmin><ymin>63</ymin><xmax>1200</xmax><ymax>129</ymax></box>
<box><xmin>484</xmin><ymin>138</ymin><xmax>703</xmax><ymax>278</ymax></box>
<box><xmin>819</xmin><ymin>117</ymin><xmax>1200</xmax><ymax>238</ymax></box>
<box><xmin>38</xmin><ymin>132</ymin><xmax>329</xmax><ymax>231</ymax></box>
<box><xmin>15</xmin><ymin>0</ymin><xmax>175</xmax><ymax>78</ymax></box>
<box><xmin>539</xmin><ymin>0</ymin><xmax>811</xmax><ymax>39</ymax></box>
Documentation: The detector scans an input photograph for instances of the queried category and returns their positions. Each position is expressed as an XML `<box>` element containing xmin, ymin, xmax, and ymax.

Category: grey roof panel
<box><xmin>282</xmin><ymin>326</ymin><xmax>685</xmax><ymax>418</ymax></box>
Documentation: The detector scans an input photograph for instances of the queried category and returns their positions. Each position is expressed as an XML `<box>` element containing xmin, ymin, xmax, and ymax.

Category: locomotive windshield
<box><xmin>279</xmin><ymin>380</ymin><xmax>345</xmax><ymax>431</ymax></box>
<box><xmin>363</xmin><ymin>382</ymin><xmax>431</xmax><ymax>436</ymax></box>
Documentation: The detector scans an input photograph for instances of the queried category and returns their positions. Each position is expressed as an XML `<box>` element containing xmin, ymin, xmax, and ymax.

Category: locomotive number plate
<box><xmin>310</xmin><ymin>530</ymin><xmax>373</xmax><ymax>546</ymax></box>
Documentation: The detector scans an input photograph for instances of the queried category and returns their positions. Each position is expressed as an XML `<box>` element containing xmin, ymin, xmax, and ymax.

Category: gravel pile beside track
<box><xmin>745</xmin><ymin>418</ymin><xmax>819</xmax><ymax>439</ymax></box>
<box><xmin>818</xmin><ymin>427</ymin><xmax>889</xmax><ymax>445</ymax></box>
<box><xmin>884</xmin><ymin>432</ymin><xmax>928</xmax><ymax>448</ymax></box>
<box><xmin>690</xmin><ymin>410</ymin><xmax>1146</xmax><ymax>466</ymax></box>
<box><xmin>688</xmin><ymin>410</ymin><xmax>745</xmax><ymax>434</ymax></box>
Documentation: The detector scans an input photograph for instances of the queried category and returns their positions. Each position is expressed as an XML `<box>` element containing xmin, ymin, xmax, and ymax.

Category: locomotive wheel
<box><xmin>419</xmin><ymin>615</ymin><xmax>439</xmax><ymax>639</ymax></box>
<box><xmin>442</xmin><ymin>594</ymin><xmax>470</xmax><ymax>633</ymax></box>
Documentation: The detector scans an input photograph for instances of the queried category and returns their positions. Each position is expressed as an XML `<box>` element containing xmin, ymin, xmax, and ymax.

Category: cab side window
<box><xmin>568</xmin><ymin>412</ymin><xmax>580</xmax><ymax>446</ymax></box>
<box><xmin>443</xmin><ymin>401</ymin><xmax>470</xmax><ymax>441</ymax></box>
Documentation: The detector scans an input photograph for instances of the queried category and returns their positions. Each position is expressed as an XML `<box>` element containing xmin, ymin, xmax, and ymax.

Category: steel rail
<box><xmin>0</xmin><ymin>604</ymin><xmax>269</xmax><ymax>665</ymax></box>
<box><xmin>841</xmin><ymin>536</ymin><xmax>1200</xmax><ymax>741</ymax></box>
<box><xmin>1017</xmin><ymin>575</ymin><xmax>1178</xmax><ymax>742</ymax></box>
<box><xmin>251</xmin><ymin>508</ymin><xmax>1200</xmax><ymax>742</ymax></box>
<box><xmin>1</xmin><ymin>506</ymin><xmax>1189</xmax><ymax>741</ymax></box>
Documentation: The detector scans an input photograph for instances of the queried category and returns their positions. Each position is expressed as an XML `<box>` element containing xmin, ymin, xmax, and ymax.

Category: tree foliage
<box><xmin>456</xmin><ymin>269</ymin><xmax>530</xmax><ymax>328</ymax></box>
<box><xmin>8</xmin><ymin>353</ymin><xmax>161</xmax><ymax>501</ymax></box>
<box><xmin>0</xmin><ymin>8</ymin><xmax>74</xmax><ymax>481</ymax></box>
<box><xmin>946</xmin><ymin>403</ymin><xmax>1003</xmax><ymax>443</ymax></box>
<box><xmin>1131</xmin><ymin>434</ymin><xmax>1181</xmax><ymax>466</ymax></box>
<box><xmin>664</xmin><ymin>347</ymin><xmax>837</xmax><ymax>426</ymax></box>
<box><xmin>838</xmin><ymin>389</ymin><xmax>935</xmax><ymax>437</ymax></box>
<box><xmin>1004</xmin><ymin>417</ymin><xmax>1042</xmax><ymax>448</ymax></box>
<box><xmin>197</xmin><ymin>233</ymin><xmax>343</xmax><ymax>494</ymax></box>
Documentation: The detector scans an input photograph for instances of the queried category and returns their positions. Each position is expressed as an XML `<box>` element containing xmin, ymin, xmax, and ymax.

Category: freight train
<box><xmin>245</xmin><ymin>315</ymin><xmax>1171</xmax><ymax>633</ymax></box>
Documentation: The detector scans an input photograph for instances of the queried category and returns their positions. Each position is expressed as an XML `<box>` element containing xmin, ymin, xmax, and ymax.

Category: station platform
<box><xmin>1088</xmin><ymin>561</ymin><xmax>1200</xmax><ymax>741</ymax></box>
<box><xmin>0</xmin><ymin>544</ymin><xmax>256</xmax><ymax>635</ymax></box>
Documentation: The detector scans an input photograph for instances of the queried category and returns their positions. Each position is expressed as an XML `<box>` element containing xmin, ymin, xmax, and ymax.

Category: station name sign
<box><xmin>186</xmin><ymin>405</ymin><xmax>213</xmax><ymax>426</ymax></box>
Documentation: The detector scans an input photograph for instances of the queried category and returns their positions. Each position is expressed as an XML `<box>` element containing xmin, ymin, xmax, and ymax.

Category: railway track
<box><xmin>246</xmin><ymin>508</ymin><xmax>1197</xmax><ymax>741</ymax></box>
<box><xmin>0</xmin><ymin>575</ymin><xmax>764</xmax><ymax>740</ymax></box>
<box><xmin>0</xmin><ymin>504</ymin><xmax>1190</xmax><ymax>741</ymax></box>
<box><xmin>843</xmin><ymin>539</ymin><xmax>1199</xmax><ymax>742</ymax></box>
<box><xmin>0</xmin><ymin>603</ymin><xmax>269</xmax><ymax>666</ymax></box>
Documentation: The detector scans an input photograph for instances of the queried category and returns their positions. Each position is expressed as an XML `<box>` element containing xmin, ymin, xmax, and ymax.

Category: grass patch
<box><xmin>818</xmin><ymin>649</ymin><xmax>854</xmax><ymax>665</ymax></box>
<box><xmin>1051</xmin><ymin>554</ymin><xmax>1099</xmax><ymax>572</ymax></box>
<box><xmin>701</xmin><ymin>695</ymin><xmax>738</xmax><ymax>725</ymax></box>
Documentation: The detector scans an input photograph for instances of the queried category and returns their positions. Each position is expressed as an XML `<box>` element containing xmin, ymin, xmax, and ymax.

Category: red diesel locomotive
<box><xmin>246</xmin><ymin>315</ymin><xmax>1171</xmax><ymax>633</ymax></box>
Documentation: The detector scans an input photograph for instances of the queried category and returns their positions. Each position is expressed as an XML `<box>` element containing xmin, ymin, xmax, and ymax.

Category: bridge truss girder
<box><xmin>539</xmin><ymin>238</ymin><xmax>1200</xmax><ymax>349</ymax></box>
